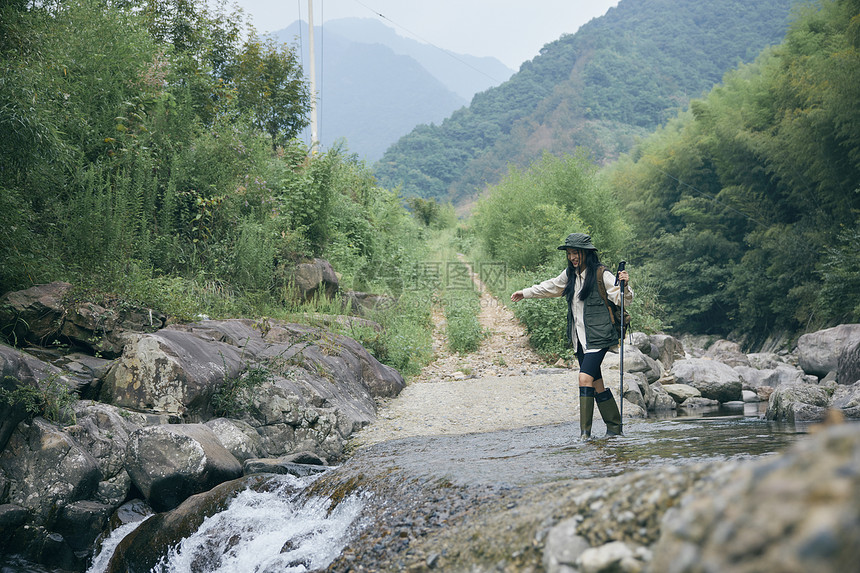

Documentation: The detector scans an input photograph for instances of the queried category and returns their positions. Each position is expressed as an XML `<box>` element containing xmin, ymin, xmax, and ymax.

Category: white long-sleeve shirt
<box><xmin>522</xmin><ymin>267</ymin><xmax>633</xmax><ymax>351</ymax></box>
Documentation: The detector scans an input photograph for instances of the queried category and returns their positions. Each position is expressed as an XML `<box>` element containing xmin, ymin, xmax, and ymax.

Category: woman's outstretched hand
<box><xmin>511</xmin><ymin>290</ymin><xmax>524</xmax><ymax>302</ymax></box>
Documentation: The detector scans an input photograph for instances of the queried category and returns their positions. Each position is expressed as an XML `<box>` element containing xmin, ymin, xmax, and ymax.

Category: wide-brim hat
<box><xmin>558</xmin><ymin>232</ymin><xmax>596</xmax><ymax>251</ymax></box>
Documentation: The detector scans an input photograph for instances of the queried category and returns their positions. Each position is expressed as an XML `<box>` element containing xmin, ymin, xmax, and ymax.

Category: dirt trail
<box><xmin>352</xmin><ymin>263</ymin><xmax>607</xmax><ymax>447</ymax></box>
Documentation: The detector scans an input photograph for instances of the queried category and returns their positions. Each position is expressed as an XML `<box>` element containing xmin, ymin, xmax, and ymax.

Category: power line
<box><xmin>349</xmin><ymin>0</ymin><xmax>506</xmax><ymax>85</ymax></box>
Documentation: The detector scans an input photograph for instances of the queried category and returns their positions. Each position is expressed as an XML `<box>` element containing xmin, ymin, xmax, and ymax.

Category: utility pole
<box><xmin>307</xmin><ymin>0</ymin><xmax>318</xmax><ymax>154</ymax></box>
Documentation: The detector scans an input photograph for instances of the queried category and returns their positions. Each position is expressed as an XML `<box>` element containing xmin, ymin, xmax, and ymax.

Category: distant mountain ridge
<box><xmin>272</xmin><ymin>19</ymin><xmax>513</xmax><ymax>161</ymax></box>
<box><xmin>324</xmin><ymin>18</ymin><xmax>514</xmax><ymax>101</ymax></box>
<box><xmin>373</xmin><ymin>0</ymin><xmax>796</xmax><ymax>205</ymax></box>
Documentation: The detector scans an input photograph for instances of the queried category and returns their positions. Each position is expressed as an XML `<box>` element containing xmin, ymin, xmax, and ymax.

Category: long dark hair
<box><xmin>563</xmin><ymin>249</ymin><xmax>601</xmax><ymax>302</ymax></box>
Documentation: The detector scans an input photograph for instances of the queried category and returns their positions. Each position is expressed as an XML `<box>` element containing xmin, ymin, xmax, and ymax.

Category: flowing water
<box><xmin>87</xmin><ymin>475</ymin><xmax>367</xmax><ymax>573</ymax></box>
<box><xmin>81</xmin><ymin>408</ymin><xmax>808</xmax><ymax>573</ymax></box>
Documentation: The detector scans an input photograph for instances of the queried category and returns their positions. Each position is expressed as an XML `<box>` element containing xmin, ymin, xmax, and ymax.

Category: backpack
<box><xmin>596</xmin><ymin>265</ymin><xmax>631</xmax><ymax>340</ymax></box>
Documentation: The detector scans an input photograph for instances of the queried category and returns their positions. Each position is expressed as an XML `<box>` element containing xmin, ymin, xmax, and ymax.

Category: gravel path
<box><xmin>352</xmin><ymin>263</ymin><xmax>625</xmax><ymax>447</ymax></box>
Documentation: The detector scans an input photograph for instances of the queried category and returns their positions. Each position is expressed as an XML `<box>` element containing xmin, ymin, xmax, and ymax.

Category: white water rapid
<box><xmin>88</xmin><ymin>474</ymin><xmax>366</xmax><ymax>573</ymax></box>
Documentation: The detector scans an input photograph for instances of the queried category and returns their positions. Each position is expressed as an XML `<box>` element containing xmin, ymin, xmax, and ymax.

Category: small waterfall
<box><xmin>88</xmin><ymin>474</ymin><xmax>366</xmax><ymax>573</ymax></box>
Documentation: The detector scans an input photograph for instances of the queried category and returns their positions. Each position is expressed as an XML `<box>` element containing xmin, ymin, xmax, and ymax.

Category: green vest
<box><xmin>565</xmin><ymin>269</ymin><xmax>618</xmax><ymax>350</ymax></box>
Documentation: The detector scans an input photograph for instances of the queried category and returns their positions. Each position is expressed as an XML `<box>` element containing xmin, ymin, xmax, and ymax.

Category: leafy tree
<box><xmin>230</xmin><ymin>34</ymin><xmax>311</xmax><ymax>149</ymax></box>
<box><xmin>607</xmin><ymin>0</ymin><xmax>860</xmax><ymax>341</ymax></box>
<box><xmin>473</xmin><ymin>151</ymin><xmax>629</xmax><ymax>271</ymax></box>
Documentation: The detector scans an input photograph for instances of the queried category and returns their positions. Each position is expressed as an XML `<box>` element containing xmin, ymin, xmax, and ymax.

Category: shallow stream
<box><xmin>74</xmin><ymin>408</ymin><xmax>810</xmax><ymax>573</ymax></box>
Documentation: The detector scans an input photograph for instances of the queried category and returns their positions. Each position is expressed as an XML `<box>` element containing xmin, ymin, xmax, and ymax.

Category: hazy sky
<box><xmin>235</xmin><ymin>0</ymin><xmax>621</xmax><ymax>69</ymax></box>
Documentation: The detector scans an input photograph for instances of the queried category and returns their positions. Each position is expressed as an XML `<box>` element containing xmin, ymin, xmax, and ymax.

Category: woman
<box><xmin>511</xmin><ymin>233</ymin><xmax>632</xmax><ymax>439</ymax></box>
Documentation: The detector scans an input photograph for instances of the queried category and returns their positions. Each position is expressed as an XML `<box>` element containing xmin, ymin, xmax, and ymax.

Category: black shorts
<box><xmin>576</xmin><ymin>345</ymin><xmax>609</xmax><ymax>380</ymax></box>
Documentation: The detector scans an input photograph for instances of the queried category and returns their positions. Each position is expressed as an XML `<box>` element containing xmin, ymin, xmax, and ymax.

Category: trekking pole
<box><xmin>616</xmin><ymin>261</ymin><xmax>626</xmax><ymax>434</ymax></box>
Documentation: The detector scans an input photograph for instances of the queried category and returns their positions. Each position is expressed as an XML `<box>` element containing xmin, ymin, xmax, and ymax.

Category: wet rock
<box><xmin>678</xmin><ymin>396</ymin><xmax>720</xmax><ymax>408</ymax></box>
<box><xmin>742</xmin><ymin>390</ymin><xmax>759</xmax><ymax>402</ymax></box>
<box><xmin>105</xmin><ymin>474</ymin><xmax>273</xmax><ymax>573</ymax></box>
<box><xmin>54</xmin><ymin>499</ymin><xmax>113</xmax><ymax>556</ymax></box>
<box><xmin>0</xmin><ymin>504</ymin><xmax>29</xmax><ymax>548</ymax></box>
<box><xmin>650</xmin><ymin>425</ymin><xmax>860</xmax><ymax>573</ymax></box>
<box><xmin>243</xmin><ymin>453</ymin><xmax>329</xmax><ymax>477</ymax></box>
<box><xmin>765</xmin><ymin>383</ymin><xmax>830</xmax><ymax>422</ymax></box>
<box><xmin>671</xmin><ymin>359</ymin><xmax>742</xmax><ymax>403</ymax></box>
<box><xmin>797</xmin><ymin>324</ymin><xmax>860</xmax><ymax>378</ymax></box>
<box><xmin>5</xmin><ymin>525</ymin><xmax>81</xmax><ymax>572</ymax></box>
<box><xmin>124</xmin><ymin>423</ymin><xmax>243</xmax><ymax>512</ymax></box>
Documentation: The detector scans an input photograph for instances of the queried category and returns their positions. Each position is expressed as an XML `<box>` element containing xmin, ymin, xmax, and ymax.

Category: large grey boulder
<box><xmin>291</xmin><ymin>258</ymin><xmax>339</xmax><ymax>301</ymax></box>
<box><xmin>647</xmin><ymin>334</ymin><xmax>685</xmax><ymax>370</ymax></box>
<box><xmin>622</xmin><ymin>346</ymin><xmax>663</xmax><ymax>383</ymax></box>
<box><xmin>671</xmin><ymin>358</ymin><xmax>743</xmax><ymax>403</ymax></box>
<box><xmin>765</xmin><ymin>383</ymin><xmax>831</xmax><ymax>422</ymax></box>
<box><xmin>838</xmin><ymin>338</ymin><xmax>860</xmax><ymax>385</ymax></box>
<box><xmin>735</xmin><ymin>362</ymin><xmax>806</xmax><ymax>389</ymax></box>
<box><xmin>704</xmin><ymin>339</ymin><xmax>750</xmax><ymax>368</ymax></box>
<box><xmin>205</xmin><ymin>417</ymin><xmax>265</xmax><ymax>462</ymax></box>
<box><xmin>66</xmin><ymin>402</ymin><xmax>144</xmax><ymax>506</ymax></box>
<box><xmin>0</xmin><ymin>418</ymin><xmax>100</xmax><ymax>524</ymax></box>
<box><xmin>797</xmin><ymin>324</ymin><xmax>860</xmax><ymax>378</ymax></box>
<box><xmin>100</xmin><ymin>328</ymin><xmax>245</xmax><ymax>418</ymax></box>
<box><xmin>662</xmin><ymin>383</ymin><xmax>702</xmax><ymax>404</ymax></box>
<box><xmin>650</xmin><ymin>424</ymin><xmax>860</xmax><ymax>573</ymax></box>
<box><xmin>124</xmin><ymin>424</ymin><xmax>243</xmax><ymax>512</ymax></box>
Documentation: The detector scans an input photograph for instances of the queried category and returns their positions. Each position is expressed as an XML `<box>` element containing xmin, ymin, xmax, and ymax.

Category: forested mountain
<box><xmin>273</xmin><ymin>19</ymin><xmax>512</xmax><ymax>162</ymax></box>
<box><xmin>470</xmin><ymin>0</ymin><xmax>860</xmax><ymax>343</ymax></box>
<box><xmin>375</xmin><ymin>0</ymin><xmax>795</xmax><ymax>205</ymax></box>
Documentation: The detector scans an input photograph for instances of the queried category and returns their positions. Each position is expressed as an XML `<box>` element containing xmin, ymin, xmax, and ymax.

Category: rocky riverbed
<box><xmin>1</xmin><ymin>277</ymin><xmax>860</xmax><ymax>572</ymax></box>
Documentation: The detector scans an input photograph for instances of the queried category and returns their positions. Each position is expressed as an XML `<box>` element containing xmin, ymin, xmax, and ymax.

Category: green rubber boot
<box><xmin>579</xmin><ymin>386</ymin><xmax>595</xmax><ymax>439</ymax></box>
<box><xmin>596</xmin><ymin>389</ymin><xmax>623</xmax><ymax>435</ymax></box>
